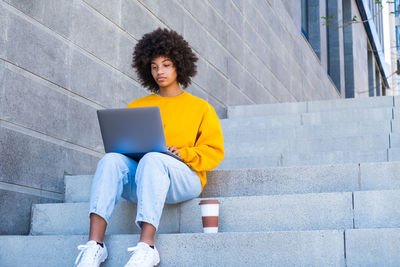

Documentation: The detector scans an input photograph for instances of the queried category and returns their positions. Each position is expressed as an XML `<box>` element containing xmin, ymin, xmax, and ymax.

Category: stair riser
<box><xmin>346</xmin><ymin>228</ymin><xmax>400</xmax><ymax>266</ymax></box>
<box><xmin>32</xmin><ymin>193</ymin><xmax>353</xmax><ymax>235</ymax></box>
<box><xmin>223</xmin><ymin>122</ymin><xmax>391</xmax><ymax>141</ymax></box>
<box><xmin>301</xmin><ymin>108</ymin><xmax>393</xmax><ymax>125</ymax></box>
<box><xmin>0</xmin><ymin>231</ymin><xmax>346</xmax><ymax>266</ymax></box>
<box><xmin>281</xmin><ymin>151</ymin><xmax>387</xmax><ymax>166</ymax></box>
<box><xmin>223</xmin><ymin>109</ymin><xmax>393</xmax><ymax>129</ymax></box>
<box><xmin>219</xmin><ymin>149</ymin><xmax>388</xmax><ymax>169</ymax></box>
<box><xmin>65</xmin><ymin>162</ymin><xmax>400</xmax><ymax>201</ymax></box>
<box><xmin>4</xmin><ymin>229</ymin><xmax>400</xmax><ymax>266</ymax></box>
<box><xmin>389</xmin><ymin>148</ymin><xmax>400</xmax><ymax>161</ymax></box>
<box><xmin>354</xmin><ymin>190</ymin><xmax>400</xmax><ymax>229</ymax></box>
<box><xmin>180</xmin><ymin>193</ymin><xmax>353</xmax><ymax>233</ymax></box>
<box><xmin>30</xmin><ymin>202</ymin><xmax>180</xmax><ymax>235</ymax></box>
<box><xmin>390</xmin><ymin>134</ymin><xmax>400</xmax><ymax>148</ymax></box>
<box><xmin>228</xmin><ymin>96</ymin><xmax>394</xmax><ymax>118</ymax></box>
<box><xmin>224</xmin><ymin>135</ymin><xmax>389</xmax><ymax>155</ymax></box>
<box><xmin>32</xmin><ymin>190</ymin><xmax>400</xmax><ymax>235</ymax></box>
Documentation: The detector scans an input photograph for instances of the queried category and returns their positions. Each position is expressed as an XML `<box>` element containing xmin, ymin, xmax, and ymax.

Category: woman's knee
<box><xmin>95</xmin><ymin>153</ymin><xmax>132</xmax><ymax>184</ymax></box>
<box><xmin>100</xmin><ymin>152</ymin><xmax>127</xmax><ymax>165</ymax></box>
<box><xmin>136</xmin><ymin>153</ymin><xmax>169</xmax><ymax>184</ymax></box>
<box><xmin>139</xmin><ymin>152</ymin><xmax>164</xmax><ymax>164</ymax></box>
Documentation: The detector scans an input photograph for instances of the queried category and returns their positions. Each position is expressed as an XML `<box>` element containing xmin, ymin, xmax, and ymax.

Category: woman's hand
<box><xmin>167</xmin><ymin>146</ymin><xmax>181</xmax><ymax>159</ymax></box>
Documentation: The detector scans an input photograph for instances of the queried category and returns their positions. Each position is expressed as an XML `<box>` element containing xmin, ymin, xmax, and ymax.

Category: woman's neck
<box><xmin>158</xmin><ymin>85</ymin><xmax>184</xmax><ymax>97</ymax></box>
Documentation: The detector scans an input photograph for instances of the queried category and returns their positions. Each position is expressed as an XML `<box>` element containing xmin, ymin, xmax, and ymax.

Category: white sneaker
<box><xmin>124</xmin><ymin>242</ymin><xmax>160</xmax><ymax>267</ymax></box>
<box><xmin>75</xmin><ymin>240</ymin><xmax>108</xmax><ymax>267</ymax></box>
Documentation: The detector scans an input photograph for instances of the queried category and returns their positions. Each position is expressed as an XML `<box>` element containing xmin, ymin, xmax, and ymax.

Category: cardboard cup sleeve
<box><xmin>199</xmin><ymin>199</ymin><xmax>220</xmax><ymax>233</ymax></box>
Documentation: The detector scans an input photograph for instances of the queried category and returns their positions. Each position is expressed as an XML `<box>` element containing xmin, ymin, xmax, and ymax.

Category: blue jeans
<box><xmin>89</xmin><ymin>152</ymin><xmax>202</xmax><ymax>231</ymax></box>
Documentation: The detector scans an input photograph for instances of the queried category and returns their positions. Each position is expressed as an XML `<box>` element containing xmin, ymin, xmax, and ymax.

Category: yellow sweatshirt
<box><xmin>126</xmin><ymin>91</ymin><xmax>225</xmax><ymax>192</ymax></box>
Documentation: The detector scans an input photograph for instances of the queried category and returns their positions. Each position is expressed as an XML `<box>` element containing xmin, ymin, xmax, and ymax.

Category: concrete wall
<box><xmin>0</xmin><ymin>0</ymin><xmax>342</xmax><ymax>234</ymax></box>
<box><xmin>352</xmin><ymin>0</ymin><xmax>372</xmax><ymax>97</ymax></box>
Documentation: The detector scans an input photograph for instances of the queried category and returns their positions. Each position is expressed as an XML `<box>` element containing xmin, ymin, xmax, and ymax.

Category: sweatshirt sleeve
<box><xmin>178</xmin><ymin>104</ymin><xmax>225</xmax><ymax>172</ymax></box>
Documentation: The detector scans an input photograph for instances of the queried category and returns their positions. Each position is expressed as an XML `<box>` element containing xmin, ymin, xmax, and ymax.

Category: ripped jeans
<box><xmin>89</xmin><ymin>152</ymin><xmax>202</xmax><ymax>230</ymax></box>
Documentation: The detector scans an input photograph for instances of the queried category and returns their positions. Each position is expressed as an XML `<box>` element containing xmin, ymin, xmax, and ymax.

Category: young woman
<box><xmin>74</xmin><ymin>28</ymin><xmax>225</xmax><ymax>267</ymax></box>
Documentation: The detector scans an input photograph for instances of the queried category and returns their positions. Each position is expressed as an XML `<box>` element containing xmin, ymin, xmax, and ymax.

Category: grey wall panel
<box><xmin>0</xmin><ymin>124</ymin><xmax>66</xmax><ymax>192</ymax></box>
<box><xmin>181</xmin><ymin>0</ymin><xmax>228</xmax><ymax>48</ymax></box>
<box><xmin>5</xmin><ymin>7</ymin><xmax>71</xmax><ymax>89</ymax></box>
<box><xmin>0</xmin><ymin>189</ymin><xmax>59</xmax><ymax>235</ymax></box>
<box><xmin>212</xmin><ymin>0</ymin><xmax>245</xmax><ymax>38</ymax></box>
<box><xmin>227</xmin><ymin>82</ymin><xmax>253</xmax><ymax>106</ymax></box>
<box><xmin>4</xmin><ymin>0</ymin><xmax>73</xmax><ymax>37</ymax></box>
<box><xmin>2</xmin><ymin>65</ymin><xmax>69</xmax><ymax>141</ymax></box>
<box><xmin>0</xmin><ymin>2</ymin><xmax>6</xmax><ymax>59</ymax></box>
<box><xmin>116</xmin><ymin>74</ymin><xmax>149</xmax><ymax>108</ymax></box>
<box><xmin>116</xmin><ymin>31</ymin><xmax>138</xmax><ymax>80</ymax></box>
<box><xmin>138</xmin><ymin>0</ymin><xmax>184</xmax><ymax>34</ymax></box>
<box><xmin>242</xmin><ymin>68</ymin><xmax>276</xmax><ymax>104</ymax></box>
<box><xmin>84</xmin><ymin>0</ymin><xmax>122</xmax><ymax>25</ymax></box>
<box><xmin>64</xmin><ymin>147</ymin><xmax>101</xmax><ymax>176</ymax></box>
<box><xmin>71</xmin><ymin>1</ymin><xmax>120</xmax><ymax>69</ymax></box>
<box><xmin>227</xmin><ymin>56</ymin><xmax>246</xmax><ymax>92</ymax></box>
<box><xmin>207</xmin><ymin>96</ymin><xmax>227</xmax><ymax>120</ymax></box>
<box><xmin>0</xmin><ymin>60</ymin><xmax>5</xmax><ymax>117</ymax></box>
<box><xmin>65</xmin><ymin>97</ymin><xmax>103</xmax><ymax>152</ymax></box>
<box><xmin>0</xmin><ymin>124</ymin><xmax>100</xmax><ymax>193</ymax></box>
<box><xmin>69</xmin><ymin>48</ymin><xmax>138</xmax><ymax>109</ymax></box>
<box><xmin>121</xmin><ymin>0</ymin><xmax>162</xmax><ymax>39</ymax></box>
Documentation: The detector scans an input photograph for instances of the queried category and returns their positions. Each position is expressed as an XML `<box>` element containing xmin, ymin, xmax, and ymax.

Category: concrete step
<box><xmin>30</xmin><ymin>201</ymin><xmax>180</xmax><ymax>235</ymax></box>
<box><xmin>31</xmin><ymin>192</ymin><xmax>353</xmax><ymax>235</ymax></box>
<box><xmin>220</xmin><ymin>113</ymin><xmax>302</xmax><ymax>129</ymax></box>
<box><xmin>288</xmin><ymin>134</ymin><xmax>389</xmax><ymax>153</ymax></box>
<box><xmin>65</xmin><ymin>162</ymin><xmax>400</xmax><ymax>201</ymax></box>
<box><xmin>34</xmin><ymin>189</ymin><xmax>400</xmax><ymax>235</ymax></box>
<box><xmin>280</xmin><ymin>148</ymin><xmax>388</xmax><ymax>166</ymax></box>
<box><xmin>228</xmin><ymin>96</ymin><xmax>394</xmax><ymax>118</ymax></box>
<box><xmin>393</xmin><ymin>107</ymin><xmax>400</xmax><ymax>119</ymax></box>
<box><xmin>389</xmin><ymin>148</ymin><xmax>400</xmax><ymax>161</ymax></box>
<box><xmin>215</xmin><ymin>154</ymin><xmax>283</xmax><ymax>169</ymax></box>
<box><xmin>222</xmin><ymin>120</ymin><xmax>392</xmax><ymax>141</ymax></box>
<box><xmin>390</xmin><ymin>133</ymin><xmax>400</xmax><ymax>148</ymax></box>
<box><xmin>0</xmin><ymin>230</ymin><xmax>346</xmax><ymax>266</ymax></box>
<box><xmin>354</xmin><ymin>189</ymin><xmax>400</xmax><ymax>229</ymax></box>
<box><xmin>210</xmin><ymin>161</ymin><xmax>400</xmax><ymax>196</ymax></box>
<box><xmin>391</xmin><ymin>119</ymin><xmax>400</xmax><ymax>132</ymax></box>
<box><xmin>301</xmin><ymin>107</ymin><xmax>393</xmax><ymax>125</ymax></box>
<box><xmin>306</xmin><ymin>96</ymin><xmax>394</xmax><ymax>112</ymax></box>
<box><xmin>224</xmin><ymin>134</ymin><xmax>389</xmax><ymax>156</ymax></box>
<box><xmin>222</xmin><ymin>107</ymin><xmax>393</xmax><ymax>129</ymax></box>
<box><xmin>346</xmin><ymin>228</ymin><xmax>400</xmax><ymax>266</ymax></box>
<box><xmin>219</xmin><ymin>149</ymin><xmax>388</xmax><ymax>169</ymax></box>
<box><xmin>4</xmin><ymin>228</ymin><xmax>400</xmax><ymax>266</ymax></box>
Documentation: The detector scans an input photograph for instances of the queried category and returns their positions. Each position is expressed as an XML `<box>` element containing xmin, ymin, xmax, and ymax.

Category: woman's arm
<box><xmin>178</xmin><ymin>104</ymin><xmax>224</xmax><ymax>171</ymax></box>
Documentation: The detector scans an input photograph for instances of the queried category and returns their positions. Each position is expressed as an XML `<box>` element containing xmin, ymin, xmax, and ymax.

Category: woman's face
<box><xmin>150</xmin><ymin>56</ymin><xmax>178</xmax><ymax>89</ymax></box>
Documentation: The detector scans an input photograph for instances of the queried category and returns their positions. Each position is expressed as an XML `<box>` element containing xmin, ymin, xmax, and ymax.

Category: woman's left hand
<box><xmin>167</xmin><ymin>146</ymin><xmax>181</xmax><ymax>158</ymax></box>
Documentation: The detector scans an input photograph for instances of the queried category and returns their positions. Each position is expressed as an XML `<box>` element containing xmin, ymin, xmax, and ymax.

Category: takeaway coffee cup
<box><xmin>199</xmin><ymin>199</ymin><xmax>220</xmax><ymax>233</ymax></box>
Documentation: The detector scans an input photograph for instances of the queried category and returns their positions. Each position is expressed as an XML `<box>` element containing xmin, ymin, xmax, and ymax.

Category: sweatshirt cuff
<box><xmin>178</xmin><ymin>147</ymin><xmax>195</xmax><ymax>163</ymax></box>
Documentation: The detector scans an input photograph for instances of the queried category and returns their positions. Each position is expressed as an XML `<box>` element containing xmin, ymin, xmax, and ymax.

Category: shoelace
<box><xmin>126</xmin><ymin>244</ymin><xmax>151</xmax><ymax>265</ymax></box>
<box><xmin>75</xmin><ymin>243</ymin><xmax>99</xmax><ymax>265</ymax></box>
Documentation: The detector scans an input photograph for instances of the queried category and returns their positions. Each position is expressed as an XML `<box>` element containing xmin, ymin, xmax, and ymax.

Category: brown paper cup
<box><xmin>199</xmin><ymin>199</ymin><xmax>220</xmax><ymax>233</ymax></box>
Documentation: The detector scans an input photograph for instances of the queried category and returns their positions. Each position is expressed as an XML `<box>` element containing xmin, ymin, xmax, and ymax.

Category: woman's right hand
<box><xmin>167</xmin><ymin>146</ymin><xmax>181</xmax><ymax>159</ymax></box>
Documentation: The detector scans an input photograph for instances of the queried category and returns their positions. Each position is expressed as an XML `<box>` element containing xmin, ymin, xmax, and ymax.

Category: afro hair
<box><xmin>132</xmin><ymin>27</ymin><xmax>199</xmax><ymax>93</ymax></box>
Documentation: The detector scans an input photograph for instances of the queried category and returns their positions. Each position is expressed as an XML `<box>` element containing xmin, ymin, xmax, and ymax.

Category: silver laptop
<box><xmin>97</xmin><ymin>106</ymin><xmax>183</xmax><ymax>162</ymax></box>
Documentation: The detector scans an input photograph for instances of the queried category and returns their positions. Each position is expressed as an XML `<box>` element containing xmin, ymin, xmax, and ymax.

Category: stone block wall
<box><xmin>0</xmin><ymin>0</ymin><xmax>340</xmax><ymax>234</ymax></box>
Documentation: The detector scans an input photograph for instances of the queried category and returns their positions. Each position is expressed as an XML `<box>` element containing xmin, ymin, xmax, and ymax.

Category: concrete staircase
<box><xmin>2</xmin><ymin>96</ymin><xmax>400</xmax><ymax>266</ymax></box>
